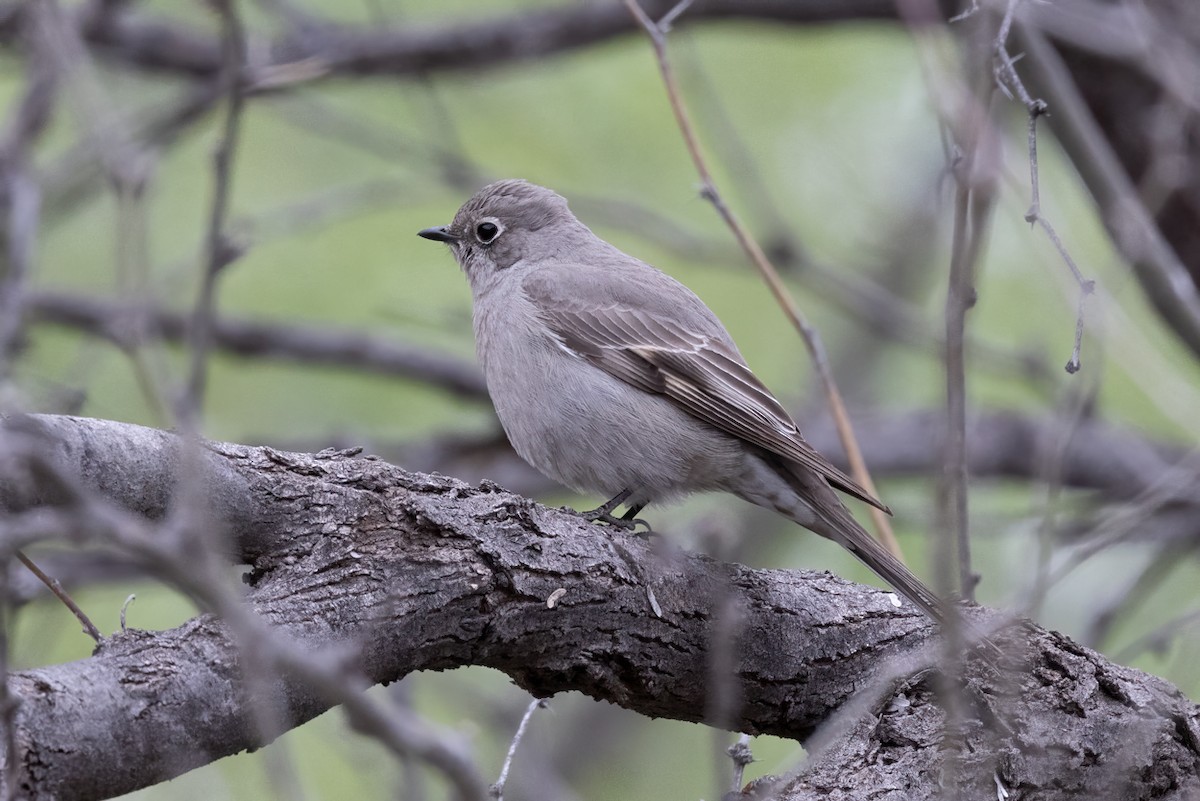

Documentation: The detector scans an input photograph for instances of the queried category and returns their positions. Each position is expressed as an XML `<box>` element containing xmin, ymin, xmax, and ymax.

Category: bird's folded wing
<box><xmin>525</xmin><ymin>277</ymin><xmax>888</xmax><ymax>513</ymax></box>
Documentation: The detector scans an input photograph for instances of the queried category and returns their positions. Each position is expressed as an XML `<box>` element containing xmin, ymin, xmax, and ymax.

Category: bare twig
<box><xmin>623</xmin><ymin>0</ymin><xmax>904</xmax><ymax>560</ymax></box>
<box><xmin>991</xmin><ymin>0</ymin><xmax>1095</xmax><ymax>373</ymax></box>
<box><xmin>489</xmin><ymin>697</ymin><xmax>546</xmax><ymax>800</ymax></box>
<box><xmin>914</xmin><ymin>15</ymin><xmax>1006</xmax><ymax>791</ymax></box>
<box><xmin>41</xmin><ymin>82</ymin><xmax>220</xmax><ymax>223</ymax></box>
<box><xmin>120</xmin><ymin>593</ymin><xmax>135</xmax><ymax>632</ymax></box>
<box><xmin>182</xmin><ymin>0</ymin><xmax>247</xmax><ymax>421</ymax></box>
<box><xmin>14</xmin><ymin>550</ymin><xmax>101</xmax><ymax>642</ymax></box>
<box><xmin>940</xmin><ymin>180</ymin><xmax>987</xmax><ymax>604</ymax></box>
<box><xmin>1015</xmin><ymin>24</ymin><xmax>1200</xmax><ymax>360</ymax></box>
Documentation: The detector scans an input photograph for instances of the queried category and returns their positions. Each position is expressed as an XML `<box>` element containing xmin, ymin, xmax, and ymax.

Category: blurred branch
<box><xmin>18</xmin><ymin>281</ymin><xmax>1188</xmax><ymax>508</ymax></box>
<box><xmin>3</xmin><ymin>414</ymin><xmax>1199</xmax><ymax>801</ymax></box>
<box><xmin>0</xmin><ymin>4</ymin><xmax>56</xmax><ymax>379</ymax></box>
<box><xmin>0</xmin><ymin>18</ymin><xmax>65</xmax><ymax>799</ymax></box>
<box><xmin>40</xmin><ymin>82</ymin><xmax>221</xmax><ymax>222</ymax></box>
<box><xmin>24</xmin><ymin>289</ymin><xmax>488</xmax><ymax>400</ymax></box>
<box><xmin>181</xmin><ymin>0</ymin><xmax>247</xmax><ymax>421</ymax></box>
<box><xmin>1015</xmin><ymin>3</ymin><xmax>1200</xmax><ymax>362</ymax></box>
<box><xmin>993</xmin><ymin>0</ymin><xmax>1094</xmax><ymax>374</ymax></box>
<box><xmin>4</xmin><ymin>0</ymin><xmax>1197</xmax><ymax>369</ymax></box>
<box><xmin>0</xmin><ymin>1</ymin><xmax>955</xmax><ymax>81</ymax></box>
<box><xmin>351</xmin><ymin>407</ymin><xmax>1193</xmax><ymax>509</ymax></box>
<box><xmin>940</xmin><ymin>149</ymin><xmax>996</xmax><ymax>604</ymax></box>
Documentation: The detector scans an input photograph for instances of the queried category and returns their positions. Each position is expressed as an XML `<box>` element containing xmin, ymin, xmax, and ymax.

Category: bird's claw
<box><xmin>581</xmin><ymin>510</ymin><xmax>654</xmax><ymax>535</ymax></box>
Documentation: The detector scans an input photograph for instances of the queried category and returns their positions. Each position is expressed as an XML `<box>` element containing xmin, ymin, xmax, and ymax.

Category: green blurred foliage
<box><xmin>8</xmin><ymin>3</ymin><xmax>1200</xmax><ymax>799</ymax></box>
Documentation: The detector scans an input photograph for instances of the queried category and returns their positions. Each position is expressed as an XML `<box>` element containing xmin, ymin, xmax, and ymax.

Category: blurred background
<box><xmin>4</xmin><ymin>0</ymin><xmax>1200</xmax><ymax>798</ymax></box>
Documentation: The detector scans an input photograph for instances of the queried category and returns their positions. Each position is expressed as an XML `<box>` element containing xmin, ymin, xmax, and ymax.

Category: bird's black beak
<box><xmin>418</xmin><ymin>226</ymin><xmax>458</xmax><ymax>243</ymax></box>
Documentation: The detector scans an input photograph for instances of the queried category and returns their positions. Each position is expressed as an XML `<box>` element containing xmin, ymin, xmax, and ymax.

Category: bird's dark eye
<box><xmin>475</xmin><ymin>222</ymin><xmax>500</xmax><ymax>243</ymax></box>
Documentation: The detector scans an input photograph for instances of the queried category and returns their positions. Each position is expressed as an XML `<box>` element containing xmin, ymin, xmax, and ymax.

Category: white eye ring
<box><xmin>475</xmin><ymin>218</ymin><xmax>503</xmax><ymax>244</ymax></box>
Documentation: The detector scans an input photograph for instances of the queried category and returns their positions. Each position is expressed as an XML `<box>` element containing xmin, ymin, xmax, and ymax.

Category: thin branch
<box><xmin>13</xmin><ymin>551</ymin><xmax>101</xmax><ymax>642</ymax></box>
<box><xmin>622</xmin><ymin>0</ymin><xmax>905</xmax><ymax>561</ymax></box>
<box><xmin>490</xmin><ymin>698</ymin><xmax>546</xmax><ymax>800</ymax></box>
<box><xmin>24</xmin><ymin>289</ymin><xmax>488</xmax><ymax>399</ymax></box>
<box><xmin>935</xmin><ymin>121</ymin><xmax>998</xmax><ymax>791</ymax></box>
<box><xmin>939</xmin><ymin>180</ymin><xmax>976</xmax><ymax>604</ymax></box>
<box><xmin>41</xmin><ymin>82</ymin><xmax>221</xmax><ymax>223</ymax></box>
<box><xmin>0</xmin><ymin>5</ymin><xmax>56</xmax><ymax>381</ymax></box>
<box><xmin>1015</xmin><ymin>23</ymin><xmax>1200</xmax><ymax>361</ymax></box>
<box><xmin>182</xmin><ymin>0</ymin><xmax>247</xmax><ymax>421</ymax></box>
<box><xmin>0</xmin><ymin>574</ymin><xmax>13</xmax><ymax>801</ymax></box>
<box><xmin>992</xmin><ymin>0</ymin><xmax>1095</xmax><ymax>373</ymax></box>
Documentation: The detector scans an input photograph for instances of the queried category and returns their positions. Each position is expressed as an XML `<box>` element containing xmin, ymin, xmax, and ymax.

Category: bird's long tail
<box><xmin>811</xmin><ymin>500</ymin><xmax>950</xmax><ymax>626</ymax></box>
<box><xmin>768</xmin><ymin>457</ymin><xmax>1005</xmax><ymax>659</ymax></box>
<box><xmin>775</xmin><ymin>459</ymin><xmax>951</xmax><ymax>626</ymax></box>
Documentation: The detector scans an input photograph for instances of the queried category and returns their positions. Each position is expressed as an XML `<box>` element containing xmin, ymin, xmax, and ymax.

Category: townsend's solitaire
<box><xmin>418</xmin><ymin>179</ymin><xmax>947</xmax><ymax>625</ymax></box>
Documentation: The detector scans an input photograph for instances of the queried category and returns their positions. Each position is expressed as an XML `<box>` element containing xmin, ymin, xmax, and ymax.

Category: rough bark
<box><xmin>2</xmin><ymin>415</ymin><xmax>1198</xmax><ymax>801</ymax></box>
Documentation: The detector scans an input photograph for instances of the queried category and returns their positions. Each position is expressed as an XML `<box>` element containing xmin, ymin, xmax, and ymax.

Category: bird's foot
<box><xmin>583</xmin><ymin>510</ymin><xmax>644</xmax><ymax>531</ymax></box>
<box><xmin>580</xmin><ymin>489</ymin><xmax>630</xmax><ymax>521</ymax></box>
<box><xmin>579</xmin><ymin>492</ymin><xmax>654</xmax><ymax>535</ymax></box>
<box><xmin>581</xmin><ymin>508</ymin><xmax>654</xmax><ymax>534</ymax></box>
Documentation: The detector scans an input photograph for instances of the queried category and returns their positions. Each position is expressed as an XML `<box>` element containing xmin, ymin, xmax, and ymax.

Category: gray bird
<box><xmin>419</xmin><ymin>179</ymin><xmax>948</xmax><ymax>625</ymax></box>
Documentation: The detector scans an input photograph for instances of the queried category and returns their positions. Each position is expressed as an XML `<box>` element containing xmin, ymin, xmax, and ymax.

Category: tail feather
<box><xmin>773</xmin><ymin>457</ymin><xmax>949</xmax><ymax>624</ymax></box>
<box><xmin>761</xmin><ymin>456</ymin><xmax>1002</xmax><ymax>657</ymax></box>
<box><xmin>810</xmin><ymin>507</ymin><xmax>1005</xmax><ymax>659</ymax></box>
<box><xmin>811</xmin><ymin>502</ymin><xmax>949</xmax><ymax>626</ymax></box>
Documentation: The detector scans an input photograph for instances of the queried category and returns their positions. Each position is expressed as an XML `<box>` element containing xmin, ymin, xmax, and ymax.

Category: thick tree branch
<box><xmin>1</xmin><ymin>415</ymin><xmax>1198</xmax><ymax>801</ymax></box>
<box><xmin>6</xmin><ymin>406</ymin><xmax>1186</xmax><ymax>607</ymax></box>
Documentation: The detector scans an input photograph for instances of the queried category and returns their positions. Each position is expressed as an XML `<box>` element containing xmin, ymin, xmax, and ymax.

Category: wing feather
<box><xmin>522</xmin><ymin>270</ymin><xmax>888</xmax><ymax>512</ymax></box>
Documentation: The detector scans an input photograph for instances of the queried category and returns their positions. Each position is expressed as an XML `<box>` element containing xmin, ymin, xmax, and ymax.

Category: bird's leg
<box><xmin>619</xmin><ymin>503</ymin><xmax>654</xmax><ymax>535</ymax></box>
<box><xmin>580</xmin><ymin>489</ymin><xmax>652</xmax><ymax>532</ymax></box>
<box><xmin>580</xmin><ymin>489</ymin><xmax>631</xmax><ymax>521</ymax></box>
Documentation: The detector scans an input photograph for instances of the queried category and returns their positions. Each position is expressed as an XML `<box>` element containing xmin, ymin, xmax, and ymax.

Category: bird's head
<box><xmin>418</xmin><ymin>179</ymin><xmax>578</xmax><ymax>286</ymax></box>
